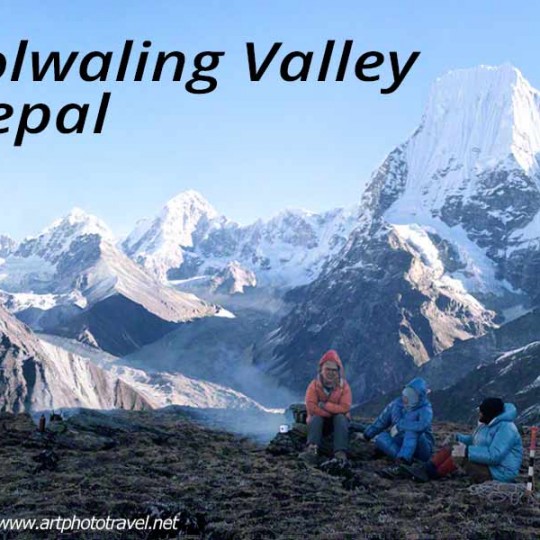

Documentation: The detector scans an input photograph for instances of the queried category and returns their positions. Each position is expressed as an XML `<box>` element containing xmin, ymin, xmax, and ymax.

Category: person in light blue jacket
<box><xmin>363</xmin><ymin>377</ymin><xmax>434</xmax><ymax>463</ymax></box>
<box><xmin>402</xmin><ymin>398</ymin><xmax>523</xmax><ymax>483</ymax></box>
<box><xmin>455</xmin><ymin>399</ymin><xmax>523</xmax><ymax>482</ymax></box>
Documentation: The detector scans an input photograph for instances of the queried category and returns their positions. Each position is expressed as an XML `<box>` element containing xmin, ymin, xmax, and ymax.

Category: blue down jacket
<box><xmin>457</xmin><ymin>403</ymin><xmax>523</xmax><ymax>482</ymax></box>
<box><xmin>364</xmin><ymin>377</ymin><xmax>434</xmax><ymax>460</ymax></box>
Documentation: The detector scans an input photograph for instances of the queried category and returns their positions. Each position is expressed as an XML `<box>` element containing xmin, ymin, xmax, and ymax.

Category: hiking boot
<box><xmin>319</xmin><ymin>457</ymin><xmax>353</xmax><ymax>478</ymax></box>
<box><xmin>334</xmin><ymin>450</ymin><xmax>348</xmax><ymax>464</ymax></box>
<box><xmin>400</xmin><ymin>462</ymin><xmax>430</xmax><ymax>482</ymax></box>
<box><xmin>299</xmin><ymin>444</ymin><xmax>319</xmax><ymax>466</ymax></box>
<box><xmin>376</xmin><ymin>464</ymin><xmax>409</xmax><ymax>480</ymax></box>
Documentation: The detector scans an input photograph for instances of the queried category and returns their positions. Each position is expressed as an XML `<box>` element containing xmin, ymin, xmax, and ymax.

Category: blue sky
<box><xmin>1</xmin><ymin>1</ymin><xmax>540</xmax><ymax>240</ymax></box>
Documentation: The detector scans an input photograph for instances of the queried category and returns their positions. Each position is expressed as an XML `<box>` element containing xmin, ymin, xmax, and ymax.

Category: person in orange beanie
<box><xmin>300</xmin><ymin>350</ymin><xmax>352</xmax><ymax>464</ymax></box>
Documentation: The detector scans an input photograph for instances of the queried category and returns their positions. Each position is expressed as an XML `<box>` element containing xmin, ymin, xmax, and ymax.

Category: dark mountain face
<box><xmin>47</xmin><ymin>294</ymin><xmax>181</xmax><ymax>357</ymax></box>
<box><xmin>505</xmin><ymin>248</ymin><xmax>540</xmax><ymax>305</ymax></box>
<box><xmin>359</xmin><ymin>309</ymin><xmax>540</xmax><ymax>423</ymax></box>
<box><xmin>421</xmin><ymin>308</ymin><xmax>540</xmax><ymax>392</ymax></box>
<box><xmin>254</xmin><ymin>225</ymin><xmax>496</xmax><ymax>402</ymax></box>
<box><xmin>430</xmin><ymin>341</ymin><xmax>540</xmax><ymax>425</ymax></box>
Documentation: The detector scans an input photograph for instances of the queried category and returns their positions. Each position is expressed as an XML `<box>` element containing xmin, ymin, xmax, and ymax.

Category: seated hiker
<box><xmin>362</xmin><ymin>377</ymin><xmax>434</xmax><ymax>465</ymax></box>
<box><xmin>300</xmin><ymin>350</ymin><xmax>352</xmax><ymax>464</ymax></box>
<box><xmin>403</xmin><ymin>398</ymin><xmax>523</xmax><ymax>483</ymax></box>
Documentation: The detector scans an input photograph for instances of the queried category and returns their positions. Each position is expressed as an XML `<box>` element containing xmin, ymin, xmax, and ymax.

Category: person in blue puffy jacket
<box><xmin>402</xmin><ymin>398</ymin><xmax>523</xmax><ymax>483</ymax></box>
<box><xmin>362</xmin><ymin>377</ymin><xmax>434</xmax><ymax>464</ymax></box>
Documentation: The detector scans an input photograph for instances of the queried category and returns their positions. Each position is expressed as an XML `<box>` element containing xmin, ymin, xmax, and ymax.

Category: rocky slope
<box><xmin>0</xmin><ymin>305</ymin><xmax>150</xmax><ymax>413</ymax></box>
<box><xmin>360</xmin><ymin>310</ymin><xmax>540</xmax><ymax>424</ymax></box>
<box><xmin>430</xmin><ymin>341</ymin><xmax>540</xmax><ymax>425</ymax></box>
<box><xmin>39</xmin><ymin>334</ymin><xmax>278</xmax><ymax>412</ymax></box>
<box><xmin>422</xmin><ymin>308</ymin><xmax>540</xmax><ymax>392</ymax></box>
<box><xmin>254</xmin><ymin>221</ymin><xmax>497</xmax><ymax>402</ymax></box>
<box><xmin>0</xmin><ymin>209</ymin><xmax>218</xmax><ymax>356</ymax></box>
<box><xmin>0</xmin><ymin>409</ymin><xmax>537</xmax><ymax>539</ymax></box>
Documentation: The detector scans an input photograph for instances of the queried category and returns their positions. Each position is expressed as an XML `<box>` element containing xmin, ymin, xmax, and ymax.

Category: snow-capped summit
<box><xmin>378</xmin><ymin>65</ymin><xmax>540</xmax><ymax>223</ymax></box>
<box><xmin>122</xmin><ymin>190</ymin><xmax>220</xmax><ymax>281</ymax></box>
<box><xmin>47</xmin><ymin>207</ymin><xmax>113</xmax><ymax>238</ymax></box>
<box><xmin>413</xmin><ymin>65</ymin><xmax>540</xmax><ymax>176</ymax></box>
<box><xmin>122</xmin><ymin>190</ymin><xmax>360</xmax><ymax>289</ymax></box>
<box><xmin>165</xmin><ymin>190</ymin><xmax>218</xmax><ymax>219</ymax></box>
<box><xmin>358</xmin><ymin>64</ymin><xmax>540</xmax><ymax>301</ymax></box>
<box><xmin>17</xmin><ymin>207</ymin><xmax>114</xmax><ymax>264</ymax></box>
<box><xmin>0</xmin><ymin>209</ymin><xmax>115</xmax><ymax>294</ymax></box>
<box><xmin>160</xmin><ymin>190</ymin><xmax>219</xmax><ymax>247</ymax></box>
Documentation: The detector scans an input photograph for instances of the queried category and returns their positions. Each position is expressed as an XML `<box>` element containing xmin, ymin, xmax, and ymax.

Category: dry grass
<box><xmin>0</xmin><ymin>411</ymin><xmax>538</xmax><ymax>539</ymax></box>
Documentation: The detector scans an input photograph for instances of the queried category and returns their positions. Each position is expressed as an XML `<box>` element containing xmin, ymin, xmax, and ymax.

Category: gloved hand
<box><xmin>451</xmin><ymin>442</ymin><xmax>467</xmax><ymax>459</ymax></box>
<box><xmin>390</xmin><ymin>425</ymin><xmax>399</xmax><ymax>437</ymax></box>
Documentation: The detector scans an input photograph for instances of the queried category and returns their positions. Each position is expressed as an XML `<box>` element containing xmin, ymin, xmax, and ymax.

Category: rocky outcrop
<box><xmin>430</xmin><ymin>341</ymin><xmax>540</xmax><ymax>425</ymax></box>
<box><xmin>0</xmin><ymin>305</ymin><xmax>152</xmax><ymax>413</ymax></box>
<box><xmin>421</xmin><ymin>308</ymin><xmax>540</xmax><ymax>391</ymax></box>
<box><xmin>255</xmin><ymin>225</ymin><xmax>496</xmax><ymax>402</ymax></box>
<box><xmin>210</xmin><ymin>261</ymin><xmax>256</xmax><ymax>295</ymax></box>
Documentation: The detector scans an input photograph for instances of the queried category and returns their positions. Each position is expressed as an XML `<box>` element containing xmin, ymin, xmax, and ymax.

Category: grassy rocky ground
<box><xmin>0</xmin><ymin>409</ymin><xmax>538</xmax><ymax>539</ymax></box>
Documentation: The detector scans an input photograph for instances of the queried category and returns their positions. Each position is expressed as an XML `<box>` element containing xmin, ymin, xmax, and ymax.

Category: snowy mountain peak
<box><xmin>8</xmin><ymin>208</ymin><xmax>115</xmax><ymax>271</ymax></box>
<box><xmin>366</xmin><ymin>64</ymin><xmax>540</xmax><ymax>229</ymax></box>
<box><xmin>164</xmin><ymin>190</ymin><xmax>218</xmax><ymax>218</ymax></box>
<box><xmin>159</xmin><ymin>190</ymin><xmax>219</xmax><ymax>246</ymax></box>
<box><xmin>41</xmin><ymin>207</ymin><xmax>114</xmax><ymax>243</ymax></box>
<box><xmin>122</xmin><ymin>191</ymin><xmax>222</xmax><ymax>281</ymax></box>
<box><xmin>415</xmin><ymin>64</ymin><xmax>540</xmax><ymax>177</ymax></box>
<box><xmin>66</xmin><ymin>206</ymin><xmax>93</xmax><ymax>221</ymax></box>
